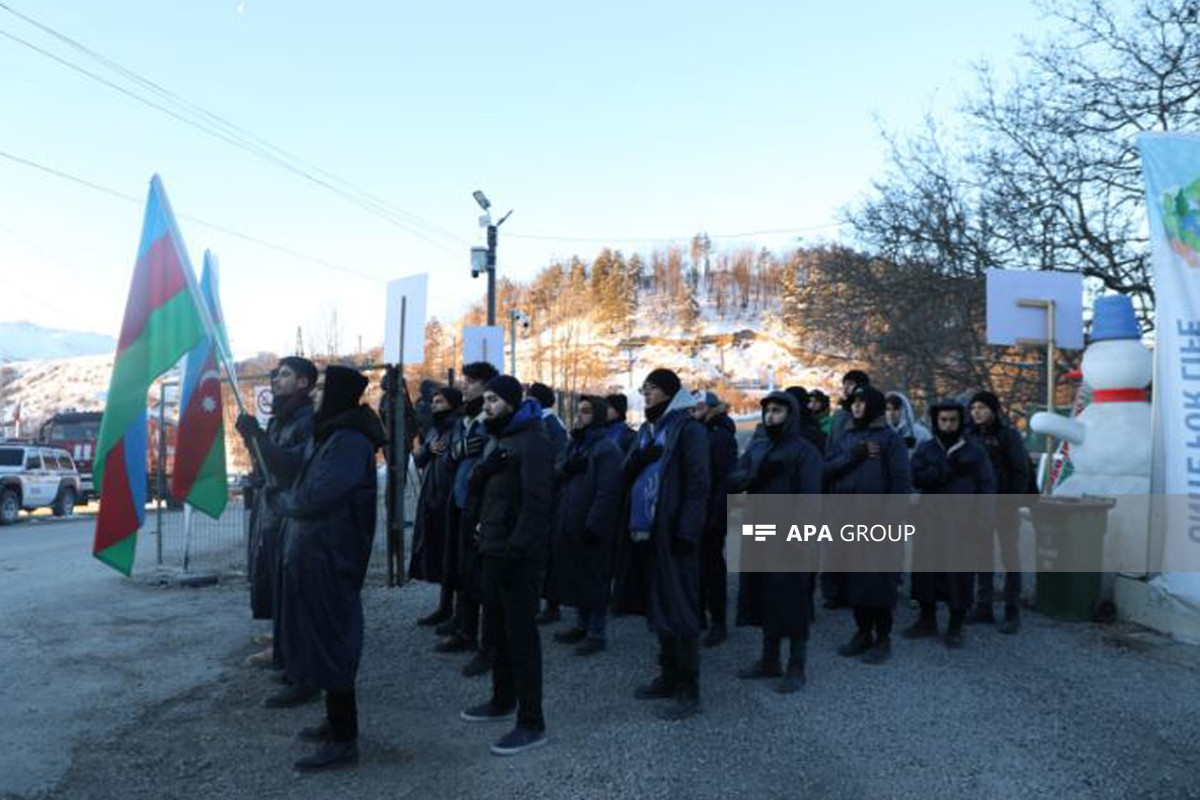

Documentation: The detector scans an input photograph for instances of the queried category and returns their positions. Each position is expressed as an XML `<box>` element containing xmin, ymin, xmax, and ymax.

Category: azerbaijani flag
<box><xmin>170</xmin><ymin>251</ymin><xmax>230</xmax><ymax>519</ymax></box>
<box><xmin>93</xmin><ymin>176</ymin><xmax>207</xmax><ymax>575</ymax></box>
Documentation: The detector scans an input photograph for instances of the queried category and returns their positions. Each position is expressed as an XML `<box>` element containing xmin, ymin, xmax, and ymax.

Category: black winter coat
<box><xmin>618</xmin><ymin>391</ymin><xmax>711</xmax><ymax>638</ymax></box>
<box><xmin>731</xmin><ymin>391</ymin><xmax>823</xmax><ymax>638</ymax></box>
<box><xmin>247</xmin><ymin>396</ymin><xmax>313</xmax><ymax>620</ymax></box>
<box><xmin>551</xmin><ymin>427</ymin><xmax>623</xmax><ymax>610</ymax></box>
<box><xmin>824</xmin><ymin>418</ymin><xmax>912</xmax><ymax>609</ymax></box>
<box><xmin>409</xmin><ymin>411</ymin><xmax>460</xmax><ymax>583</ymax></box>
<box><xmin>910</xmin><ymin>434</ymin><xmax>995</xmax><ymax>609</ymax></box>
<box><xmin>967</xmin><ymin>421</ymin><xmax>1031</xmax><ymax>496</ymax></box>
<box><xmin>273</xmin><ymin>406</ymin><xmax>384</xmax><ymax>691</ymax></box>
<box><xmin>470</xmin><ymin>401</ymin><xmax>555</xmax><ymax>561</ymax></box>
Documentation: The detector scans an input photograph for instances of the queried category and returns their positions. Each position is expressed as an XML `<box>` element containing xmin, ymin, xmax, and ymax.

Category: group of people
<box><xmin>235</xmin><ymin>354</ymin><xmax>1033</xmax><ymax>772</ymax></box>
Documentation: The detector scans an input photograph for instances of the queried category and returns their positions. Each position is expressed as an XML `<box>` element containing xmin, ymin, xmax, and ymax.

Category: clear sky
<box><xmin>0</xmin><ymin>0</ymin><xmax>1051</xmax><ymax>357</ymax></box>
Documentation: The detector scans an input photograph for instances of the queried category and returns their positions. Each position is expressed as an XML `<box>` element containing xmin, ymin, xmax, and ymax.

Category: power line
<box><xmin>0</xmin><ymin>3</ymin><xmax>467</xmax><ymax>252</ymax></box>
<box><xmin>0</xmin><ymin>148</ymin><xmax>388</xmax><ymax>283</ymax></box>
<box><xmin>505</xmin><ymin>222</ymin><xmax>845</xmax><ymax>245</ymax></box>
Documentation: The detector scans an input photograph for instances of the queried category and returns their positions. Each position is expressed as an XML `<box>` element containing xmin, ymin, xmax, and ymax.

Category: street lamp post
<box><xmin>471</xmin><ymin>190</ymin><xmax>513</xmax><ymax>327</ymax></box>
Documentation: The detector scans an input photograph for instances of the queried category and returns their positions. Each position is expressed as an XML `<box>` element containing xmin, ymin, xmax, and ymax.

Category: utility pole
<box><xmin>471</xmin><ymin>190</ymin><xmax>512</xmax><ymax>327</ymax></box>
<box><xmin>294</xmin><ymin>326</ymin><xmax>304</xmax><ymax>356</ymax></box>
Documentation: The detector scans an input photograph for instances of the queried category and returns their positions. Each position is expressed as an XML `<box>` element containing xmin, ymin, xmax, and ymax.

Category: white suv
<box><xmin>0</xmin><ymin>444</ymin><xmax>83</xmax><ymax>525</ymax></box>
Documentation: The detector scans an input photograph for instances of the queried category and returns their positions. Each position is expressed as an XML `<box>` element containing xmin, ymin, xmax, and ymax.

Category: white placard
<box><xmin>384</xmin><ymin>274</ymin><xmax>428</xmax><ymax>364</ymax></box>
<box><xmin>254</xmin><ymin>385</ymin><xmax>273</xmax><ymax>428</ymax></box>
<box><xmin>462</xmin><ymin>325</ymin><xmax>504</xmax><ymax>372</ymax></box>
<box><xmin>986</xmin><ymin>269</ymin><xmax>1084</xmax><ymax>350</ymax></box>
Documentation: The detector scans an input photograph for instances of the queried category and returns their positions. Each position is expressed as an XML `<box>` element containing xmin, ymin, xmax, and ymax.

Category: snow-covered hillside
<box><xmin>0</xmin><ymin>354</ymin><xmax>113</xmax><ymax>431</ymax></box>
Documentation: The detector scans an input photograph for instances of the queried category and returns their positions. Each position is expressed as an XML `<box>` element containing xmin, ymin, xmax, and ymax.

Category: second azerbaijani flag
<box><xmin>170</xmin><ymin>250</ymin><xmax>231</xmax><ymax>519</ymax></box>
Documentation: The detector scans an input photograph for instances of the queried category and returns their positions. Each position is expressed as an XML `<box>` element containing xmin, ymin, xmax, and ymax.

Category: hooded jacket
<box><xmin>551</xmin><ymin>396</ymin><xmax>624</xmax><ymax>609</ymax></box>
<box><xmin>409</xmin><ymin>403</ymin><xmax>463</xmax><ymax>582</ymax></box>
<box><xmin>886</xmin><ymin>392</ymin><xmax>932</xmax><ymax>456</ymax></box>
<box><xmin>622</xmin><ymin>388</ymin><xmax>711</xmax><ymax>638</ymax></box>
<box><xmin>272</xmin><ymin>404</ymin><xmax>385</xmax><ymax>690</ymax></box>
<box><xmin>731</xmin><ymin>391</ymin><xmax>822</xmax><ymax>637</ymax></box>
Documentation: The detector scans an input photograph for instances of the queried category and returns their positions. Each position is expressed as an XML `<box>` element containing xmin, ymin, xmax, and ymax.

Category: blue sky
<box><xmin>0</xmin><ymin>0</ymin><xmax>1050</xmax><ymax>356</ymax></box>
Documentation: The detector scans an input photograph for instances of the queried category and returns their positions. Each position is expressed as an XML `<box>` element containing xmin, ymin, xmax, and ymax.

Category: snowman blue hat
<box><xmin>1089</xmin><ymin>294</ymin><xmax>1141</xmax><ymax>342</ymax></box>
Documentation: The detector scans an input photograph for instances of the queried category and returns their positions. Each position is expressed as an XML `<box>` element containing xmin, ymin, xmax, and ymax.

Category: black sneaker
<box><xmin>263</xmin><ymin>684</ymin><xmax>319</xmax><ymax>709</ymax></box>
<box><xmin>633</xmin><ymin>675</ymin><xmax>676</xmax><ymax>700</ymax></box>
<box><xmin>293</xmin><ymin>741</ymin><xmax>358</xmax><ymax>772</ymax></box>
<box><xmin>860</xmin><ymin>637</ymin><xmax>892</xmax><ymax>665</ymax></box>
<box><xmin>434</xmin><ymin>634</ymin><xmax>476</xmax><ymax>654</ymax></box>
<box><xmin>736</xmin><ymin>659</ymin><xmax>783</xmax><ymax>680</ymax></box>
<box><xmin>460</xmin><ymin>701</ymin><xmax>516</xmax><ymax>723</ymax></box>
<box><xmin>553</xmin><ymin>627</ymin><xmax>587</xmax><ymax>644</ymax></box>
<box><xmin>462</xmin><ymin>651</ymin><xmax>493</xmax><ymax>677</ymax></box>
<box><xmin>573</xmin><ymin>638</ymin><xmax>607</xmax><ymax>657</ymax></box>
<box><xmin>490</xmin><ymin>726</ymin><xmax>547</xmax><ymax>756</ymax></box>
<box><xmin>417</xmin><ymin>607</ymin><xmax>453</xmax><ymax>627</ymax></box>
<box><xmin>837</xmin><ymin>632</ymin><xmax>872</xmax><ymax>658</ymax></box>
<box><xmin>297</xmin><ymin>720</ymin><xmax>334</xmax><ymax>743</ymax></box>
<box><xmin>777</xmin><ymin>666</ymin><xmax>806</xmax><ymax>695</ymax></box>
<box><xmin>656</xmin><ymin>688</ymin><xmax>701</xmax><ymax>721</ymax></box>
<box><xmin>701</xmin><ymin>625</ymin><xmax>727</xmax><ymax>649</ymax></box>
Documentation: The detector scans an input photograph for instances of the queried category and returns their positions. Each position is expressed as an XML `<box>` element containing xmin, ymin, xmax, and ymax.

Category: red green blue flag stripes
<box><xmin>92</xmin><ymin>176</ymin><xmax>207</xmax><ymax>575</ymax></box>
<box><xmin>170</xmin><ymin>251</ymin><xmax>230</xmax><ymax>519</ymax></box>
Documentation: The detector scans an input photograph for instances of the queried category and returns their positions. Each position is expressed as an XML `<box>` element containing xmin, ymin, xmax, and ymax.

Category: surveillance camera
<box><xmin>521</xmin><ymin>318</ymin><xmax>530</xmax><ymax>331</ymax></box>
<box><xmin>471</xmin><ymin>246</ymin><xmax>488</xmax><ymax>278</ymax></box>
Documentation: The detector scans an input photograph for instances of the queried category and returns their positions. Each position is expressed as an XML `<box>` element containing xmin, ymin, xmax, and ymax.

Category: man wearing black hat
<box><xmin>827</xmin><ymin>370</ymin><xmax>871</xmax><ymax>455</ymax></box>
<box><xmin>459</xmin><ymin>375</ymin><xmax>554</xmax><ymax>756</ymax></box>
<box><xmin>603</xmin><ymin>393</ymin><xmax>637</xmax><ymax>453</ymax></box>
<box><xmin>967</xmin><ymin>390</ymin><xmax>1031</xmax><ymax>634</ymax></box>
<box><xmin>622</xmin><ymin>368</ymin><xmax>710</xmax><ymax>720</ymax></box>
<box><xmin>411</xmin><ymin>386</ymin><xmax>464</xmax><ymax>627</ymax></box>
<box><xmin>235</xmin><ymin>356</ymin><xmax>317</xmax><ymax>697</ymax></box>
<box><xmin>440</xmin><ymin>362</ymin><xmax>500</xmax><ymax>676</ymax></box>
<box><xmin>690</xmin><ymin>390</ymin><xmax>738</xmax><ymax>647</ymax></box>
<box><xmin>270</xmin><ymin>365</ymin><xmax>386</xmax><ymax>771</ymax></box>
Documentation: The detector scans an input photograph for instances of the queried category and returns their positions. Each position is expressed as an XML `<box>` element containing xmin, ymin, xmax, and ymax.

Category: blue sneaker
<box><xmin>459</xmin><ymin>701</ymin><xmax>516</xmax><ymax>723</ymax></box>
<box><xmin>490</xmin><ymin>726</ymin><xmax>547</xmax><ymax>756</ymax></box>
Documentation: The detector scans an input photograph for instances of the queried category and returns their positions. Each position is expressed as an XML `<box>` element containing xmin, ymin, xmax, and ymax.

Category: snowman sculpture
<box><xmin>1030</xmin><ymin>294</ymin><xmax>1151</xmax><ymax>572</ymax></box>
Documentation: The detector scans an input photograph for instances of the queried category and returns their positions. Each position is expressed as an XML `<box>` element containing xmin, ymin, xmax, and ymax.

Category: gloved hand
<box><xmin>582</xmin><ymin>528</ymin><xmax>602</xmax><ymax>546</ymax></box>
<box><xmin>235</xmin><ymin>413</ymin><xmax>263</xmax><ymax>441</ymax></box>
<box><xmin>624</xmin><ymin>443</ymin><xmax>664</xmax><ymax>482</ymax></box>
<box><xmin>670</xmin><ymin>536</ymin><xmax>695</xmax><ymax>557</ymax></box>
<box><xmin>757</xmin><ymin>459</ymin><xmax>784</xmax><ymax>481</ymax></box>
<box><xmin>562</xmin><ymin>456</ymin><xmax>587</xmax><ymax>476</ymax></box>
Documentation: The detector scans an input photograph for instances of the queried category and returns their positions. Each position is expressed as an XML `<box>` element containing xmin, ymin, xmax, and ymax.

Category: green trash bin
<box><xmin>1031</xmin><ymin>495</ymin><xmax>1116</xmax><ymax>622</ymax></box>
